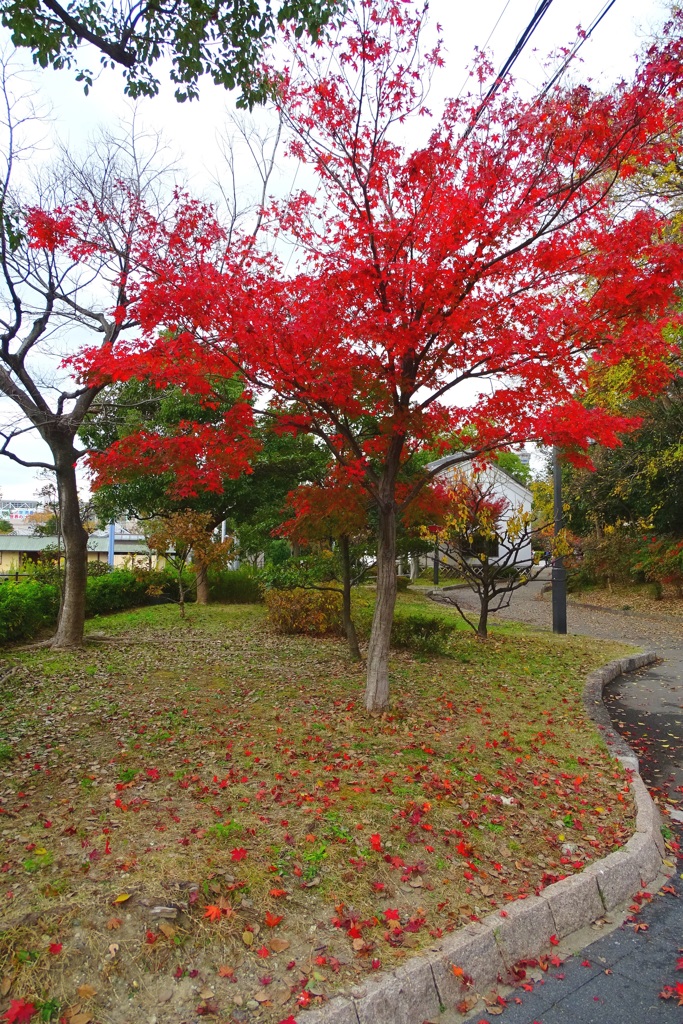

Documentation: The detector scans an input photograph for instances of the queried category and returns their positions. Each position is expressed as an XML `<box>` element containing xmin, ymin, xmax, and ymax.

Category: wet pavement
<box><xmin>437</xmin><ymin>586</ymin><xmax>683</xmax><ymax>1024</ymax></box>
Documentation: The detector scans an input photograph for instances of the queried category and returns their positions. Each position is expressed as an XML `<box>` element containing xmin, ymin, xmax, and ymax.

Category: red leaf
<box><xmin>231</xmin><ymin>847</ymin><xmax>247</xmax><ymax>861</ymax></box>
<box><xmin>204</xmin><ymin>905</ymin><xmax>222</xmax><ymax>922</ymax></box>
<box><xmin>2</xmin><ymin>1000</ymin><xmax>36</xmax><ymax>1023</ymax></box>
<box><xmin>48</xmin><ymin>942</ymin><xmax>62</xmax><ymax>955</ymax></box>
<box><xmin>256</xmin><ymin>946</ymin><xmax>270</xmax><ymax>958</ymax></box>
<box><xmin>265</xmin><ymin>912</ymin><xmax>283</xmax><ymax>928</ymax></box>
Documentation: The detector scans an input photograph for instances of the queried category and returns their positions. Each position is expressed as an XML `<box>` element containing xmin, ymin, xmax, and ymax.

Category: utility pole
<box><xmin>552</xmin><ymin>447</ymin><xmax>567</xmax><ymax>634</ymax></box>
<box><xmin>108</xmin><ymin>521</ymin><xmax>115</xmax><ymax>567</ymax></box>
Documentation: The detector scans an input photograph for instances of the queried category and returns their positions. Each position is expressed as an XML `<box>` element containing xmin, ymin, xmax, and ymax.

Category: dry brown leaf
<box><xmin>77</xmin><ymin>984</ymin><xmax>97</xmax><ymax>1000</ymax></box>
<box><xmin>456</xmin><ymin>996</ymin><xmax>478</xmax><ymax>1013</ymax></box>
<box><xmin>199</xmin><ymin>987</ymin><xmax>214</xmax><ymax>1000</ymax></box>
<box><xmin>218</xmin><ymin>965</ymin><xmax>234</xmax><ymax>978</ymax></box>
<box><xmin>270</xmin><ymin>937</ymin><xmax>290</xmax><ymax>953</ymax></box>
<box><xmin>352</xmin><ymin>938</ymin><xmax>364</xmax><ymax>951</ymax></box>
<box><xmin>479</xmin><ymin>884</ymin><xmax>495</xmax><ymax>897</ymax></box>
<box><xmin>106</xmin><ymin>917</ymin><xmax>122</xmax><ymax>930</ymax></box>
<box><xmin>65</xmin><ymin>1008</ymin><xmax>92</xmax><ymax>1024</ymax></box>
<box><xmin>159</xmin><ymin>922</ymin><xmax>176</xmax><ymax>940</ymax></box>
<box><xmin>273</xmin><ymin>986</ymin><xmax>291</xmax><ymax>1006</ymax></box>
<box><xmin>253</xmin><ymin>991</ymin><xmax>271</xmax><ymax>1003</ymax></box>
<box><xmin>242</xmin><ymin>930</ymin><xmax>254</xmax><ymax>947</ymax></box>
<box><xmin>1</xmin><ymin>976</ymin><xmax>13</xmax><ymax>997</ymax></box>
<box><xmin>107</xmin><ymin>944</ymin><xmax>119</xmax><ymax>958</ymax></box>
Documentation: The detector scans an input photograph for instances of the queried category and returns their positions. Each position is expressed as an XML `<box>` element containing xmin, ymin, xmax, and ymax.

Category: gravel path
<box><xmin>431</xmin><ymin>577</ymin><xmax>683</xmax><ymax>649</ymax></box>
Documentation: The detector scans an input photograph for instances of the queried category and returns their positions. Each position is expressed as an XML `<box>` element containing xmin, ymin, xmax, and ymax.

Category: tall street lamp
<box><xmin>552</xmin><ymin>447</ymin><xmax>567</xmax><ymax>634</ymax></box>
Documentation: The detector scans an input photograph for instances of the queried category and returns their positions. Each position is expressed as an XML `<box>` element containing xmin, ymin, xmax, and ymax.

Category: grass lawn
<box><xmin>0</xmin><ymin>593</ymin><xmax>634</xmax><ymax>1024</ymax></box>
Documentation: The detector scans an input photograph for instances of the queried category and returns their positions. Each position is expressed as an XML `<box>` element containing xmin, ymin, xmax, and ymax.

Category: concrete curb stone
<box><xmin>487</xmin><ymin>895</ymin><xmax>555</xmax><ymax>968</ymax></box>
<box><xmin>430</xmin><ymin>921</ymin><xmax>506</xmax><ymax>1001</ymax></box>
<box><xmin>303</xmin><ymin>652</ymin><xmax>664</xmax><ymax>1024</ymax></box>
<box><xmin>537</xmin><ymin>868</ymin><xmax>605</xmax><ymax>939</ymax></box>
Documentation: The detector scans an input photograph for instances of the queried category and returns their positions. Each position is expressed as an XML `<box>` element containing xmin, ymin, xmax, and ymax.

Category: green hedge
<box><xmin>0</xmin><ymin>581</ymin><xmax>60</xmax><ymax>645</ymax></box>
<box><xmin>0</xmin><ymin>566</ymin><xmax>265</xmax><ymax>646</ymax></box>
<box><xmin>0</xmin><ymin>569</ymin><xmax>181</xmax><ymax>646</ymax></box>
<box><xmin>208</xmin><ymin>568</ymin><xmax>263</xmax><ymax>604</ymax></box>
<box><xmin>85</xmin><ymin>569</ymin><xmax>181</xmax><ymax>616</ymax></box>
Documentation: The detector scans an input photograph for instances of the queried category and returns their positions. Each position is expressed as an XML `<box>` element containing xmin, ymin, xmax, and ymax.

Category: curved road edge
<box><xmin>301</xmin><ymin>654</ymin><xmax>671</xmax><ymax>1024</ymax></box>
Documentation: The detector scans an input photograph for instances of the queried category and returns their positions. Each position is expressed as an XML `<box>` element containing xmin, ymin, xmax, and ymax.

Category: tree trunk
<box><xmin>365</xmin><ymin>502</ymin><xmax>397</xmax><ymax>712</ymax></box>
<box><xmin>339</xmin><ymin>534</ymin><xmax>361</xmax><ymax>661</ymax></box>
<box><xmin>51</xmin><ymin>451</ymin><xmax>88</xmax><ymax>649</ymax></box>
<box><xmin>196</xmin><ymin>564</ymin><xmax>209</xmax><ymax>604</ymax></box>
<box><xmin>477</xmin><ymin>597</ymin><xmax>489</xmax><ymax>638</ymax></box>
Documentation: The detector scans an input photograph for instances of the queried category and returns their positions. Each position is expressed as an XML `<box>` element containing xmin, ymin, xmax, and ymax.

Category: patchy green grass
<box><xmin>0</xmin><ymin>595</ymin><xmax>634</xmax><ymax>1023</ymax></box>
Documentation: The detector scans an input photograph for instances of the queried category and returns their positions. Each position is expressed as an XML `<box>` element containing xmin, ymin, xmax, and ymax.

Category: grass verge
<box><xmin>0</xmin><ymin>594</ymin><xmax>633</xmax><ymax>1024</ymax></box>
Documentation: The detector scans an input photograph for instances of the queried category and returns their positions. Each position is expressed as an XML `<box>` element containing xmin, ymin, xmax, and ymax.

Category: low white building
<box><xmin>426</xmin><ymin>455</ymin><xmax>535</xmax><ymax>570</ymax></box>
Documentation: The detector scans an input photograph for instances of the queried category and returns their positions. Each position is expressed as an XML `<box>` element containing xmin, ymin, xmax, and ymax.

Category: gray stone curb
<box><xmin>300</xmin><ymin>652</ymin><xmax>665</xmax><ymax>1024</ymax></box>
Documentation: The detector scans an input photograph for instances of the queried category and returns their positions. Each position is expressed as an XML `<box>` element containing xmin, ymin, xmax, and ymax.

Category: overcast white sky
<box><xmin>0</xmin><ymin>0</ymin><xmax>670</xmax><ymax>501</ymax></box>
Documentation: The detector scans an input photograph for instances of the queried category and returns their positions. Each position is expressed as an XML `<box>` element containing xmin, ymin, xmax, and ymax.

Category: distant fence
<box><xmin>0</xmin><ymin>572</ymin><xmax>30</xmax><ymax>583</ymax></box>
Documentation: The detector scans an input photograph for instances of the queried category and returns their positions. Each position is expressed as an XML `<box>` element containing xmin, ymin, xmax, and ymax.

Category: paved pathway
<box><xmin>431</xmin><ymin>583</ymin><xmax>683</xmax><ymax>1024</ymax></box>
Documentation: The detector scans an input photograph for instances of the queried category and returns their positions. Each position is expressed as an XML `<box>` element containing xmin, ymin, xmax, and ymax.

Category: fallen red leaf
<box><xmin>2</xmin><ymin>1000</ymin><xmax>36</xmax><ymax>1023</ymax></box>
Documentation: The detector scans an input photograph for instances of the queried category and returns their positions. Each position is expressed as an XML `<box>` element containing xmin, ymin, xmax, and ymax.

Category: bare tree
<box><xmin>0</xmin><ymin>59</ymin><xmax>177</xmax><ymax>647</ymax></box>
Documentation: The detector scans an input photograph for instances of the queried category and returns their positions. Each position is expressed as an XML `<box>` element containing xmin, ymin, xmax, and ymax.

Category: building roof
<box><xmin>427</xmin><ymin>455</ymin><xmax>533</xmax><ymax>502</ymax></box>
<box><xmin>0</xmin><ymin>535</ymin><xmax>151</xmax><ymax>554</ymax></box>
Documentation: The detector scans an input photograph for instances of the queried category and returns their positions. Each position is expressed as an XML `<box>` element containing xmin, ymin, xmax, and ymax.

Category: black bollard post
<box><xmin>552</xmin><ymin>447</ymin><xmax>567</xmax><ymax>634</ymax></box>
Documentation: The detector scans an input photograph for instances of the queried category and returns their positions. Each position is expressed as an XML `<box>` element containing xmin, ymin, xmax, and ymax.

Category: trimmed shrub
<box><xmin>390</xmin><ymin>611</ymin><xmax>457</xmax><ymax>654</ymax></box>
<box><xmin>85</xmin><ymin>570</ymin><xmax>151</xmax><ymax>616</ymax></box>
<box><xmin>265</xmin><ymin>587</ymin><xmax>342</xmax><ymax>636</ymax></box>
<box><xmin>396</xmin><ymin>575</ymin><xmax>411</xmax><ymax>592</ymax></box>
<box><xmin>208</xmin><ymin>569</ymin><xmax>263</xmax><ymax>604</ymax></box>
<box><xmin>0</xmin><ymin>581</ymin><xmax>60</xmax><ymax>644</ymax></box>
<box><xmin>354</xmin><ymin>603</ymin><xmax>458</xmax><ymax>655</ymax></box>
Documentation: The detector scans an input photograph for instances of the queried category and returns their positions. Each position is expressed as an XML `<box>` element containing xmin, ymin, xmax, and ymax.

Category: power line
<box><xmin>462</xmin><ymin>0</ymin><xmax>556</xmax><ymax>139</ymax></box>
<box><xmin>455</xmin><ymin>0</ymin><xmax>514</xmax><ymax>102</ymax></box>
<box><xmin>536</xmin><ymin>0</ymin><xmax>619</xmax><ymax>99</ymax></box>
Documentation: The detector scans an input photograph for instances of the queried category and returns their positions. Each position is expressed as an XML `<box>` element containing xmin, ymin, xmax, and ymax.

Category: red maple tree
<box><xmin>74</xmin><ymin>1</ymin><xmax>683</xmax><ymax>708</ymax></box>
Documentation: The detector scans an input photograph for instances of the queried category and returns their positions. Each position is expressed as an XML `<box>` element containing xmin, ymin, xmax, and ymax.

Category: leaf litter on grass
<box><xmin>0</xmin><ymin>598</ymin><xmax>635</xmax><ymax>1023</ymax></box>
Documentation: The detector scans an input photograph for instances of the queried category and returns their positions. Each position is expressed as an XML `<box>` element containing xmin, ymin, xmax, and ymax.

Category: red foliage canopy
<box><xmin>62</xmin><ymin>0</ymin><xmax>683</xmax><ymax>707</ymax></box>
